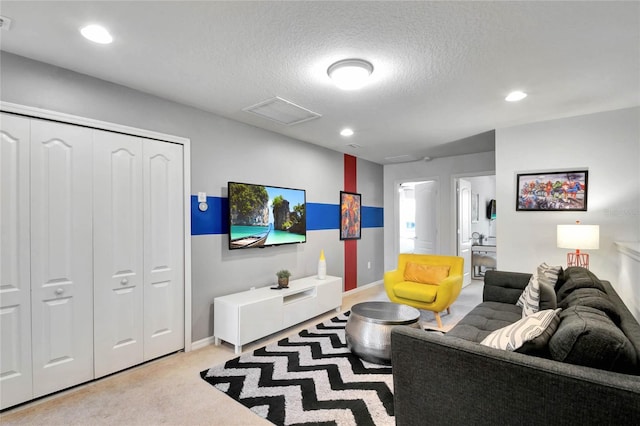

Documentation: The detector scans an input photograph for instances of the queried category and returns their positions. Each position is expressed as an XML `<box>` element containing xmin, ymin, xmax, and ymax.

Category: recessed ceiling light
<box><xmin>80</xmin><ymin>24</ymin><xmax>113</xmax><ymax>44</ymax></box>
<box><xmin>340</xmin><ymin>128</ymin><xmax>354</xmax><ymax>137</ymax></box>
<box><xmin>505</xmin><ymin>90</ymin><xmax>527</xmax><ymax>102</ymax></box>
<box><xmin>327</xmin><ymin>59</ymin><xmax>373</xmax><ymax>90</ymax></box>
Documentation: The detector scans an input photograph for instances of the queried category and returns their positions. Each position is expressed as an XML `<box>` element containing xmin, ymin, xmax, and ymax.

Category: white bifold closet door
<box><xmin>143</xmin><ymin>140</ymin><xmax>184</xmax><ymax>360</ymax></box>
<box><xmin>0</xmin><ymin>114</ymin><xmax>33</xmax><ymax>408</ymax></box>
<box><xmin>93</xmin><ymin>132</ymin><xmax>144</xmax><ymax>378</ymax></box>
<box><xmin>0</xmin><ymin>112</ymin><xmax>185</xmax><ymax>407</ymax></box>
<box><xmin>93</xmin><ymin>133</ymin><xmax>184</xmax><ymax>378</ymax></box>
<box><xmin>30</xmin><ymin>119</ymin><xmax>94</xmax><ymax>397</ymax></box>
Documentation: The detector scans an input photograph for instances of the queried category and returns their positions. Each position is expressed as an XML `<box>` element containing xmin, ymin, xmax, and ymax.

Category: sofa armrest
<box><xmin>391</xmin><ymin>326</ymin><xmax>640</xmax><ymax>426</ymax></box>
<box><xmin>483</xmin><ymin>270</ymin><xmax>532</xmax><ymax>303</ymax></box>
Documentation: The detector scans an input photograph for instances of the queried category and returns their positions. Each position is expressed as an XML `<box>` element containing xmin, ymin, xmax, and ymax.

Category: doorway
<box><xmin>397</xmin><ymin>180</ymin><xmax>438</xmax><ymax>255</ymax></box>
<box><xmin>455</xmin><ymin>174</ymin><xmax>497</xmax><ymax>286</ymax></box>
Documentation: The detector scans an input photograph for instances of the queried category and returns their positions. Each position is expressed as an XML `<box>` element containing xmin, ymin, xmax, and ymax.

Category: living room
<box><xmin>1</xmin><ymin>1</ymin><xmax>639</xmax><ymax>424</ymax></box>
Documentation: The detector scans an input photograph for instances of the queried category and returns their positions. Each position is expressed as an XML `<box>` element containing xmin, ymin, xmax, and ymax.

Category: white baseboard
<box><xmin>344</xmin><ymin>280</ymin><xmax>383</xmax><ymax>296</ymax></box>
<box><xmin>191</xmin><ymin>336</ymin><xmax>216</xmax><ymax>351</ymax></box>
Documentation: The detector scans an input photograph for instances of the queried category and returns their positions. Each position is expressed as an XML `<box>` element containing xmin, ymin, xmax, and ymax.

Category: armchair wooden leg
<box><xmin>447</xmin><ymin>307</ymin><xmax>451</xmax><ymax>315</ymax></box>
<box><xmin>434</xmin><ymin>312</ymin><xmax>443</xmax><ymax>328</ymax></box>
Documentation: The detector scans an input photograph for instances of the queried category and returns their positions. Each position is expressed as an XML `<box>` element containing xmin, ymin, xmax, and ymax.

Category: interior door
<box><xmin>93</xmin><ymin>131</ymin><xmax>144</xmax><ymax>378</ymax></box>
<box><xmin>457</xmin><ymin>179</ymin><xmax>472</xmax><ymax>286</ymax></box>
<box><xmin>30</xmin><ymin>119</ymin><xmax>94</xmax><ymax>397</ymax></box>
<box><xmin>414</xmin><ymin>181</ymin><xmax>437</xmax><ymax>254</ymax></box>
<box><xmin>0</xmin><ymin>114</ymin><xmax>33</xmax><ymax>409</ymax></box>
<box><xmin>143</xmin><ymin>139</ymin><xmax>185</xmax><ymax>360</ymax></box>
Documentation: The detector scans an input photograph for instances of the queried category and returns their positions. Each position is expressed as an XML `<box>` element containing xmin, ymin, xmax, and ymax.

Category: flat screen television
<box><xmin>487</xmin><ymin>199</ymin><xmax>496</xmax><ymax>220</ymax></box>
<box><xmin>228</xmin><ymin>181</ymin><xmax>306</xmax><ymax>249</ymax></box>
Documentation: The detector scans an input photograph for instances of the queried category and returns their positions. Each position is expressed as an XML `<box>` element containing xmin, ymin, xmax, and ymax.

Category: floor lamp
<box><xmin>557</xmin><ymin>221</ymin><xmax>599</xmax><ymax>269</ymax></box>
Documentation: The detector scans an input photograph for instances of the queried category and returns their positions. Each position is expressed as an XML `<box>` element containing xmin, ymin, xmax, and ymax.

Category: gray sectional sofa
<box><xmin>391</xmin><ymin>267</ymin><xmax>640</xmax><ymax>425</ymax></box>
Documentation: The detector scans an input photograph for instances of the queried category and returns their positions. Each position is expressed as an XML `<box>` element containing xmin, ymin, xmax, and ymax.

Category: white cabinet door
<box><xmin>0</xmin><ymin>114</ymin><xmax>33</xmax><ymax>409</ymax></box>
<box><xmin>93</xmin><ymin>131</ymin><xmax>144</xmax><ymax>378</ymax></box>
<box><xmin>30</xmin><ymin>120</ymin><xmax>94</xmax><ymax>397</ymax></box>
<box><xmin>143</xmin><ymin>140</ymin><xmax>184</xmax><ymax>360</ymax></box>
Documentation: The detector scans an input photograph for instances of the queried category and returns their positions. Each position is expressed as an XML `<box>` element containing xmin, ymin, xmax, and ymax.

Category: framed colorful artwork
<box><xmin>516</xmin><ymin>170</ymin><xmax>588</xmax><ymax>211</ymax></box>
<box><xmin>340</xmin><ymin>191</ymin><xmax>361</xmax><ymax>240</ymax></box>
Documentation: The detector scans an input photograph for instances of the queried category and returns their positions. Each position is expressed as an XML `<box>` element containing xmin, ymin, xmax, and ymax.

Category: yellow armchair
<box><xmin>384</xmin><ymin>254</ymin><xmax>464</xmax><ymax>328</ymax></box>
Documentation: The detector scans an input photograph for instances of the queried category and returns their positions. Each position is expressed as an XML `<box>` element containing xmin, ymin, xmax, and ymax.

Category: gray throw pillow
<box><xmin>538</xmin><ymin>280</ymin><xmax>557</xmax><ymax>311</ymax></box>
<box><xmin>549</xmin><ymin>305</ymin><xmax>637</xmax><ymax>374</ymax></box>
<box><xmin>537</xmin><ymin>262</ymin><xmax>562</xmax><ymax>288</ymax></box>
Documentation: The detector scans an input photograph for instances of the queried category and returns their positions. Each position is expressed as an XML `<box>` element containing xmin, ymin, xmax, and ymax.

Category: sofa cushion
<box><xmin>517</xmin><ymin>275</ymin><xmax>541</xmax><ymax>317</ymax></box>
<box><xmin>480</xmin><ymin>309</ymin><xmax>561</xmax><ymax>352</ymax></box>
<box><xmin>403</xmin><ymin>262</ymin><xmax>450</xmax><ymax>285</ymax></box>
<box><xmin>447</xmin><ymin>301</ymin><xmax>522</xmax><ymax>343</ymax></box>
<box><xmin>558</xmin><ymin>287</ymin><xmax>621</xmax><ymax>325</ymax></box>
<box><xmin>556</xmin><ymin>267</ymin><xmax>606</xmax><ymax>303</ymax></box>
<box><xmin>393</xmin><ymin>281</ymin><xmax>437</xmax><ymax>303</ymax></box>
<box><xmin>549</xmin><ymin>305</ymin><xmax>637</xmax><ymax>374</ymax></box>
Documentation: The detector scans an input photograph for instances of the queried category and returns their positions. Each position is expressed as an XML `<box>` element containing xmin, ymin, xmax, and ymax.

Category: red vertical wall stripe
<box><xmin>344</xmin><ymin>154</ymin><xmax>357</xmax><ymax>291</ymax></box>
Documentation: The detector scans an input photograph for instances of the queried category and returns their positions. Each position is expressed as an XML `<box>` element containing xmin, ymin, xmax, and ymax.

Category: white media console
<box><xmin>213</xmin><ymin>275</ymin><xmax>343</xmax><ymax>353</ymax></box>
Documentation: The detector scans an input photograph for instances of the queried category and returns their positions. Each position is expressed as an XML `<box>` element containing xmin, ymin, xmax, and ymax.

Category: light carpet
<box><xmin>200</xmin><ymin>281</ymin><xmax>483</xmax><ymax>426</ymax></box>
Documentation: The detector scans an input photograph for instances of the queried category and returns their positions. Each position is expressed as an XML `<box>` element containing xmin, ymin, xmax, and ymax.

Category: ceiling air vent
<box><xmin>243</xmin><ymin>97</ymin><xmax>321</xmax><ymax>126</ymax></box>
<box><xmin>384</xmin><ymin>155</ymin><xmax>413</xmax><ymax>163</ymax></box>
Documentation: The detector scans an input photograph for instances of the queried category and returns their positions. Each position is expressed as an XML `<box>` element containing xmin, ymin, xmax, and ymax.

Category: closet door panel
<box><xmin>0</xmin><ymin>114</ymin><xmax>33</xmax><ymax>409</ymax></box>
<box><xmin>143</xmin><ymin>140</ymin><xmax>184</xmax><ymax>360</ymax></box>
<box><xmin>93</xmin><ymin>131</ymin><xmax>144</xmax><ymax>378</ymax></box>
<box><xmin>30</xmin><ymin>120</ymin><xmax>93</xmax><ymax>397</ymax></box>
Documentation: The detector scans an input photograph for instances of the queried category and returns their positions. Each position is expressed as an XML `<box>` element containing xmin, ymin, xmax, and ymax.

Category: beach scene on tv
<box><xmin>229</xmin><ymin>183</ymin><xmax>306</xmax><ymax>249</ymax></box>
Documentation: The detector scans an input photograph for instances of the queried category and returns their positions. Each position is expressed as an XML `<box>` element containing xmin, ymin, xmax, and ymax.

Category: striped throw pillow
<box><xmin>517</xmin><ymin>275</ymin><xmax>540</xmax><ymax>317</ymax></box>
<box><xmin>480</xmin><ymin>309</ymin><xmax>561</xmax><ymax>351</ymax></box>
<box><xmin>538</xmin><ymin>262</ymin><xmax>562</xmax><ymax>288</ymax></box>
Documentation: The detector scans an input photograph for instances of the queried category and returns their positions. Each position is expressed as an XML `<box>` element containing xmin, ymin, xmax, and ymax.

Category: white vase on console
<box><xmin>317</xmin><ymin>249</ymin><xmax>327</xmax><ymax>280</ymax></box>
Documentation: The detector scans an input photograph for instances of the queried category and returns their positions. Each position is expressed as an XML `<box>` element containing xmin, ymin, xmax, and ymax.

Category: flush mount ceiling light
<box><xmin>505</xmin><ymin>90</ymin><xmax>527</xmax><ymax>102</ymax></box>
<box><xmin>327</xmin><ymin>59</ymin><xmax>373</xmax><ymax>90</ymax></box>
<box><xmin>80</xmin><ymin>24</ymin><xmax>113</xmax><ymax>44</ymax></box>
<box><xmin>340</xmin><ymin>128</ymin><xmax>354</xmax><ymax>137</ymax></box>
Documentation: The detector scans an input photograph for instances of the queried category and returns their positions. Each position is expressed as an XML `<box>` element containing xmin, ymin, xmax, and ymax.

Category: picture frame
<box><xmin>516</xmin><ymin>170</ymin><xmax>588</xmax><ymax>211</ymax></box>
<box><xmin>471</xmin><ymin>192</ymin><xmax>479</xmax><ymax>223</ymax></box>
<box><xmin>340</xmin><ymin>191</ymin><xmax>361</xmax><ymax>240</ymax></box>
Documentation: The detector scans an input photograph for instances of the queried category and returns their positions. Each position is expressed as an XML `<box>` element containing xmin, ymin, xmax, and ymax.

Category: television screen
<box><xmin>487</xmin><ymin>199</ymin><xmax>496</xmax><ymax>220</ymax></box>
<box><xmin>228</xmin><ymin>182</ymin><xmax>306</xmax><ymax>249</ymax></box>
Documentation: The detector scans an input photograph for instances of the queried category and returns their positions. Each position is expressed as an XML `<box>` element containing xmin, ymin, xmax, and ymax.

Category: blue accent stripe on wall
<box><xmin>307</xmin><ymin>202</ymin><xmax>339</xmax><ymax>230</ymax></box>
<box><xmin>191</xmin><ymin>196</ymin><xmax>382</xmax><ymax>235</ymax></box>
<box><xmin>191</xmin><ymin>195</ymin><xmax>228</xmax><ymax>235</ymax></box>
<box><xmin>362</xmin><ymin>206</ymin><xmax>384</xmax><ymax>228</ymax></box>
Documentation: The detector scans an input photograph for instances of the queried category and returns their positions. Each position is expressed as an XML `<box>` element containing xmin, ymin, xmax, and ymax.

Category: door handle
<box><xmin>55</xmin><ymin>288</ymin><xmax>64</xmax><ymax>295</ymax></box>
<box><xmin>120</xmin><ymin>278</ymin><xmax>129</xmax><ymax>285</ymax></box>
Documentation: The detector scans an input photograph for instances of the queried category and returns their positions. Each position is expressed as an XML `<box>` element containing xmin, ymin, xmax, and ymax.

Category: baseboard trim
<box><xmin>344</xmin><ymin>280</ymin><xmax>383</xmax><ymax>296</ymax></box>
<box><xmin>191</xmin><ymin>336</ymin><xmax>216</xmax><ymax>351</ymax></box>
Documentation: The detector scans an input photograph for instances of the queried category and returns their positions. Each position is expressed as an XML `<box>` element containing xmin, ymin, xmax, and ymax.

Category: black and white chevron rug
<box><xmin>200</xmin><ymin>312</ymin><xmax>394</xmax><ymax>426</ymax></box>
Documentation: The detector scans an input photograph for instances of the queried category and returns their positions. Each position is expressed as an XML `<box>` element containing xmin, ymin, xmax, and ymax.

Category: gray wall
<box><xmin>383</xmin><ymin>150</ymin><xmax>496</xmax><ymax>271</ymax></box>
<box><xmin>1</xmin><ymin>52</ymin><xmax>384</xmax><ymax>343</ymax></box>
<box><xmin>496</xmin><ymin>107</ymin><xmax>640</xmax><ymax>316</ymax></box>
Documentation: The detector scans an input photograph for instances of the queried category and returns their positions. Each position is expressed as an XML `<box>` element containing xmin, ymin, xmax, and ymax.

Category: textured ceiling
<box><xmin>1</xmin><ymin>1</ymin><xmax>638</xmax><ymax>164</ymax></box>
